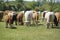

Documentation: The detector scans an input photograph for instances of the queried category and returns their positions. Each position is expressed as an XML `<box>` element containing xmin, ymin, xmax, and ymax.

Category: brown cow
<box><xmin>54</xmin><ymin>12</ymin><xmax>60</xmax><ymax>26</ymax></box>
<box><xmin>32</xmin><ymin>11</ymin><xmax>39</xmax><ymax>25</ymax></box>
<box><xmin>4</xmin><ymin>11</ymin><xmax>17</xmax><ymax>28</ymax></box>
<box><xmin>17</xmin><ymin>12</ymin><xmax>24</xmax><ymax>25</ymax></box>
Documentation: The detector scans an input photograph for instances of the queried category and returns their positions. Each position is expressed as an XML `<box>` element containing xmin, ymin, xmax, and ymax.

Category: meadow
<box><xmin>0</xmin><ymin>17</ymin><xmax>60</xmax><ymax>40</ymax></box>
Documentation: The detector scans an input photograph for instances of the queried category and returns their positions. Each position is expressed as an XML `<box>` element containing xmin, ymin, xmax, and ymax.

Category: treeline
<box><xmin>0</xmin><ymin>0</ymin><xmax>60</xmax><ymax>12</ymax></box>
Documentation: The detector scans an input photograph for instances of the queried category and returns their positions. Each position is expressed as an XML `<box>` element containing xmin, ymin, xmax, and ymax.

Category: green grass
<box><xmin>0</xmin><ymin>13</ymin><xmax>60</xmax><ymax>40</ymax></box>
<box><xmin>0</xmin><ymin>21</ymin><xmax>60</xmax><ymax>40</ymax></box>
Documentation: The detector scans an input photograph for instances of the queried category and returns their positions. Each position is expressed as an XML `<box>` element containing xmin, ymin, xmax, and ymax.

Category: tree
<box><xmin>15</xmin><ymin>0</ymin><xmax>23</xmax><ymax>3</ymax></box>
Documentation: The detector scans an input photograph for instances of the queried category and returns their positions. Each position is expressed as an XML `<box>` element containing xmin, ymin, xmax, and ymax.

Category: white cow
<box><xmin>42</xmin><ymin>11</ymin><xmax>48</xmax><ymax>21</ymax></box>
<box><xmin>24</xmin><ymin>11</ymin><xmax>32</xmax><ymax>26</ymax></box>
<box><xmin>45</xmin><ymin>12</ymin><xmax>55</xmax><ymax>28</ymax></box>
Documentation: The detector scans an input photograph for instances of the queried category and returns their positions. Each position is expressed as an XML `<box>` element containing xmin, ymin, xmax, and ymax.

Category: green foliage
<box><xmin>40</xmin><ymin>4</ymin><xmax>51</xmax><ymax>11</ymax></box>
<box><xmin>52</xmin><ymin>3</ymin><xmax>60</xmax><ymax>12</ymax></box>
<box><xmin>23</xmin><ymin>1</ymin><xmax>37</xmax><ymax>10</ymax></box>
<box><xmin>0</xmin><ymin>0</ymin><xmax>60</xmax><ymax>12</ymax></box>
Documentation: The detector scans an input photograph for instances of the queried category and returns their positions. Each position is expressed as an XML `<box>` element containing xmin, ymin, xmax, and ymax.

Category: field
<box><xmin>0</xmin><ymin>14</ymin><xmax>60</xmax><ymax>40</ymax></box>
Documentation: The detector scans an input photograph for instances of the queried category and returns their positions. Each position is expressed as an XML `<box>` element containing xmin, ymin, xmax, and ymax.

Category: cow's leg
<box><xmin>28</xmin><ymin>21</ymin><xmax>31</xmax><ymax>26</ymax></box>
<box><xmin>46</xmin><ymin>23</ymin><xmax>50</xmax><ymax>29</ymax></box>
<box><xmin>35</xmin><ymin>20</ymin><xmax>38</xmax><ymax>26</ymax></box>
<box><xmin>9</xmin><ymin>18</ymin><xmax>15</xmax><ymax>28</ymax></box>
<box><xmin>9</xmin><ymin>20</ymin><xmax>13</xmax><ymax>28</ymax></box>
<box><xmin>15</xmin><ymin>19</ymin><xmax>17</xmax><ymax>25</ymax></box>
<box><xmin>32</xmin><ymin>19</ymin><xmax>35</xmax><ymax>25</ymax></box>
<box><xmin>15</xmin><ymin>20</ymin><xmax>17</xmax><ymax>25</ymax></box>
<box><xmin>9</xmin><ymin>23</ymin><xmax>15</xmax><ymax>29</ymax></box>
<box><xmin>14</xmin><ymin>15</ymin><xmax>17</xmax><ymax>25</ymax></box>
<box><xmin>17</xmin><ymin>18</ymin><xmax>20</xmax><ymax>25</ymax></box>
<box><xmin>50</xmin><ymin>22</ymin><xmax>53</xmax><ymax>28</ymax></box>
<box><xmin>25</xmin><ymin>21</ymin><xmax>30</xmax><ymax>26</ymax></box>
<box><xmin>25</xmin><ymin>22</ymin><xmax>28</xmax><ymax>26</ymax></box>
<box><xmin>42</xmin><ymin>17</ymin><xmax>45</xmax><ymax>22</ymax></box>
<box><xmin>5</xmin><ymin>22</ymin><xmax>8</xmax><ymax>28</ymax></box>
<box><xmin>21</xmin><ymin>21</ymin><xmax>23</xmax><ymax>25</ymax></box>
<box><xmin>20</xmin><ymin>18</ymin><xmax>24</xmax><ymax>25</ymax></box>
<box><xmin>9</xmin><ymin>23</ymin><xmax>13</xmax><ymax>28</ymax></box>
<box><xmin>18</xmin><ymin>20</ymin><xmax>20</xmax><ymax>25</ymax></box>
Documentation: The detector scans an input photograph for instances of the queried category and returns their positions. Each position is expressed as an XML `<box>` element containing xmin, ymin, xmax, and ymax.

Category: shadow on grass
<box><xmin>52</xmin><ymin>27</ymin><xmax>60</xmax><ymax>29</ymax></box>
<box><xmin>9</xmin><ymin>27</ymin><xmax>17</xmax><ymax>29</ymax></box>
<box><xmin>0</xmin><ymin>21</ymin><xmax>4</xmax><ymax>22</ymax></box>
<box><xmin>38</xmin><ymin>24</ymin><xmax>45</xmax><ymax>26</ymax></box>
<box><xmin>30</xmin><ymin>23</ymin><xmax>44</xmax><ymax>27</ymax></box>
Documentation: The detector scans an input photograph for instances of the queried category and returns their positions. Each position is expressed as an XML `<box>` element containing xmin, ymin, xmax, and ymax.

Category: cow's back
<box><xmin>45</xmin><ymin>12</ymin><xmax>54</xmax><ymax>22</ymax></box>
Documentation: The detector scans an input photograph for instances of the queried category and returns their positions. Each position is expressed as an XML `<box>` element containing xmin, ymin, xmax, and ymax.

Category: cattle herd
<box><xmin>0</xmin><ymin>10</ymin><xmax>60</xmax><ymax>29</ymax></box>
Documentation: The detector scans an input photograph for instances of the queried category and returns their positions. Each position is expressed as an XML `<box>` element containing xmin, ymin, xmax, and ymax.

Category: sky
<box><xmin>24</xmin><ymin>0</ymin><xmax>60</xmax><ymax>2</ymax></box>
<box><xmin>4</xmin><ymin>0</ymin><xmax>15</xmax><ymax>1</ymax></box>
<box><xmin>4</xmin><ymin>0</ymin><xmax>34</xmax><ymax>1</ymax></box>
<box><xmin>24</xmin><ymin>0</ymin><xmax>37</xmax><ymax>1</ymax></box>
<box><xmin>4</xmin><ymin>0</ymin><xmax>60</xmax><ymax>2</ymax></box>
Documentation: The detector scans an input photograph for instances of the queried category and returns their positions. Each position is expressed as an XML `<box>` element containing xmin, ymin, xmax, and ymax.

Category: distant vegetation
<box><xmin>0</xmin><ymin>0</ymin><xmax>60</xmax><ymax>12</ymax></box>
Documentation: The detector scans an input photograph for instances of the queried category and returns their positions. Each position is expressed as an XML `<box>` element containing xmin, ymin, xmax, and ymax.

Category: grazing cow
<box><xmin>24</xmin><ymin>11</ymin><xmax>32</xmax><ymax>26</ymax></box>
<box><xmin>4</xmin><ymin>11</ymin><xmax>17</xmax><ymax>28</ymax></box>
<box><xmin>17</xmin><ymin>11</ymin><xmax>24</xmax><ymax>25</ymax></box>
<box><xmin>0</xmin><ymin>11</ymin><xmax>4</xmax><ymax>21</ymax></box>
<box><xmin>45</xmin><ymin>12</ymin><xmax>55</xmax><ymax>28</ymax></box>
<box><xmin>24</xmin><ymin>10</ymin><xmax>39</xmax><ymax>26</ymax></box>
<box><xmin>42</xmin><ymin>11</ymin><xmax>48</xmax><ymax>21</ymax></box>
<box><xmin>54</xmin><ymin>12</ymin><xmax>60</xmax><ymax>26</ymax></box>
<box><xmin>32</xmin><ymin>11</ymin><xmax>39</xmax><ymax>25</ymax></box>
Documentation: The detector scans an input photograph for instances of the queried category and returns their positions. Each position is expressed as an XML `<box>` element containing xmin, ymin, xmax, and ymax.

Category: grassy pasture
<box><xmin>0</xmin><ymin>13</ymin><xmax>60</xmax><ymax>40</ymax></box>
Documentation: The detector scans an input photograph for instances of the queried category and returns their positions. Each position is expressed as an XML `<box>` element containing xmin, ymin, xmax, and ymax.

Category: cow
<box><xmin>45</xmin><ymin>12</ymin><xmax>55</xmax><ymax>28</ymax></box>
<box><xmin>0</xmin><ymin>11</ymin><xmax>4</xmax><ymax>21</ymax></box>
<box><xmin>32</xmin><ymin>10</ymin><xmax>39</xmax><ymax>25</ymax></box>
<box><xmin>24</xmin><ymin>11</ymin><xmax>32</xmax><ymax>26</ymax></box>
<box><xmin>4</xmin><ymin>11</ymin><xmax>17</xmax><ymax>28</ymax></box>
<box><xmin>54</xmin><ymin>12</ymin><xmax>60</xmax><ymax>26</ymax></box>
<box><xmin>42</xmin><ymin>11</ymin><xmax>48</xmax><ymax>22</ymax></box>
<box><xmin>24</xmin><ymin>10</ymin><xmax>39</xmax><ymax>26</ymax></box>
<box><xmin>17</xmin><ymin>11</ymin><xmax>24</xmax><ymax>25</ymax></box>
